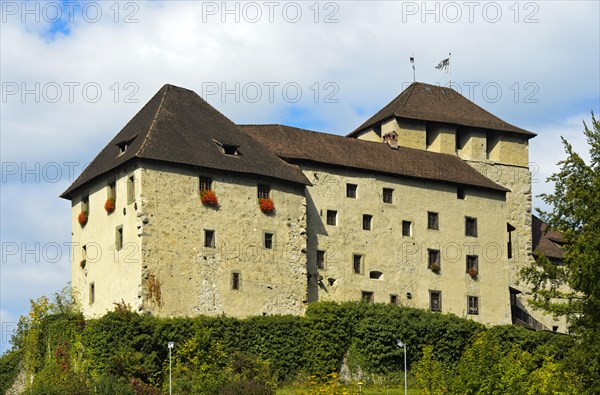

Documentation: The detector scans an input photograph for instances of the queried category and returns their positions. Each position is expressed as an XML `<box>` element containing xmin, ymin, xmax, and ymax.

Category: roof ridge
<box><xmin>393</xmin><ymin>83</ymin><xmax>416</xmax><ymax>117</ymax></box>
<box><xmin>136</xmin><ymin>84</ymin><xmax>170</xmax><ymax>157</ymax></box>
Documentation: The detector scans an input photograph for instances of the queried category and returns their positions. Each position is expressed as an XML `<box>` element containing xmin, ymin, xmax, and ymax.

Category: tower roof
<box><xmin>349</xmin><ymin>82</ymin><xmax>536</xmax><ymax>138</ymax></box>
<box><xmin>61</xmin><ymin>84</ymin><xmax>309</xmax><ymax>199</ymax></box>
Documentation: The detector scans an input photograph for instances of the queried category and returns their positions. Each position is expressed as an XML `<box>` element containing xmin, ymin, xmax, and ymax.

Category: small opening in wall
<box><xmin>406</xmin><ymin>292</ymin><xmax>412</xmax><ymax>299</ymax></box>
<box><xmin>369</xmin><ymin>271</ymin><xmax>383</xmax><ymax>280</ymax></box>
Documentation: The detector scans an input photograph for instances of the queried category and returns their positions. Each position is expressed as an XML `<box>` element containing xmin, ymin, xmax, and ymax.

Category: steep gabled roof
<box><xmin>349</xmin><ymin>82</ymin><xmax>536</xmax><ymax>138</ymax></box>
<box><xmin>61</xmin><ymin>85</ymin><xmax>309</xmax><ymax>199</ymax></box>
<box><xmin>532</xmin><ymin>215</ymin><xmax>565</xmax><ymax>260</ymax></box>
<box><xmin>240</xmin><ymin>124</ymin><xmax>509</xmax><ymax>193</ymax></box>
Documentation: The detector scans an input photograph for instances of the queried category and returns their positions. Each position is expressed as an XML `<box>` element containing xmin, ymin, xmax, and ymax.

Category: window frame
<box><xmin>428</xmin><ymin>249</ymin><xmax>440</xmax><ymax>269</ymax></box>
<box><xmin>402</xmin><ymin>220</ymin><xmax>412</xmax><ymax>237</ymax></box>
<box><xmin>390</xmin><ymin>294</ymin><xmax>398</xmax><ymax>304</ymax></box>
<box><xmin>204</xmin><ymin>229</ymin><xmax>216</xmax><ymax>249</ymax></box>
<box><xmin>115</xmin><ymin>226</ymin><xmax>123</xmax><ymax>251</ymax></box>
<box><xmin>316</xmin><ymin>250</ymin><xmax>326</xmax><ymax>270</ymax></box>
<box><xmin>346</xmin><ymin>183</ymin><xmax>357</xmax><ymax>198</ymax></box>
<box><xmin>361</xmin><ymin>291</ymin><xmax>374</xmax><ymax>304</ymax></box>
<box><xmin>427</xmin><ymin>211</ymin><xmax>439</xmax><ymax>230</ymax></box>
<box><xmin>264</xmin><ymin>232</ymin><xmax>274</xmax><ymax>249</ymax></box>
<box><xmin>430</xmin><ymin>290</ymin><xmax>442</xmax><ymax>312</ymax></box>
<box><xmin>352</xmin><ymin>254</ymin><xmax>364</xmax><ymax>274</ymax></box>
<box><xmin>467</xmin><ymin>295</ymin><xmax>479</xmax><ymax>315</ymax></box>
<box><xmin>127</xmin><ymin>173</ymin><xmax>135</xmax><ymax>205</ymax></box>
<box><xmin>382</xmin><ymin>188</ymin><xmax>394</xmax><ymax>204</ymax></box>
<box><xmin>231</xmin><ymin>272</ymin><xmax>241</xmax><ymax>291</ymax></box>
<box><xmin>466</xmin><ymin>255</ymin><xmax>479</xmax><ymax>273</ymax></box>
<box><xmin>257</xmin><ymin>184</ymin><xmax>271</xmax><ymax>200</ymax></box>
<box><xmin>326</xmin><ymin>210</ymin><xmax>337</xmax><ymax>226</ymax></box>
<box><xmin>89</xmin><ymin>282</ymin><xmax>95</xmax><ymax>304</ymax></box>
<box><xmin>199</xmin><ymin>176</ymin><xmax>213</xmax><ymax>192</ymax></box>
<box><xmin>465</xmin><ymin>217</ymin><xmax>478</xmax><ymax>237</ymax></box>
<box><xmin>362</xmin><ymin>214</ymin><xmax>372</xmax><ymax>231</ymax></box>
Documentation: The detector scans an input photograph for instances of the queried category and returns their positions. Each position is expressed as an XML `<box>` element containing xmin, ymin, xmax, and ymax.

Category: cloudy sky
<box><xmin>1</xmin><ymin>0</ymin><xmax>599</xmax><ymax>353</ymax></box>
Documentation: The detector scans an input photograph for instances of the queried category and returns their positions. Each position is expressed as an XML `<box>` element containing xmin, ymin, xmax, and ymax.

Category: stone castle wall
<box><xmin>139</xmin><ymin>161</ymin><xmax>308</xmax><ymax>318</ymax></box>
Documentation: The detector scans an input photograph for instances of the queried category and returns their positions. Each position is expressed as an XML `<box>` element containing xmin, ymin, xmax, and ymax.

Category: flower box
<box><xmin>430</xmin><ymin>263</ymin><xmax>441</xmax><ymax>272</ymax></box>
<box><xmin>78</xmin><ymin>211</ymin><xmax>88</xmax><ymax>226</ymax></box>
<box><xmin>468</xmin><ymin>267</ymin><xmax>478</xmax><ymax>278</ymax></box>
<box><xmin>104</xmin><ymin>198</ymin><xmax>115</xmax><ymax>213</ymax></box>
<box><xmin>200</xmin><ymin>190</ymin><xmax>219</xmax><ymax>206</ymax></box>
<box><xmin>259</xmin><ymin>198</ymin><xmax>275</xmax><ymax>214</ymax></box>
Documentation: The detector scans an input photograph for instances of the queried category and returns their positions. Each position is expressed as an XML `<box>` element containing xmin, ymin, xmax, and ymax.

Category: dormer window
<box><xmin>118</xmin><ymin>142</ymin><xmax>128</xmax><ymax>154</ymax></box>
<box><xmin>116</xmin><ymin>135</ymin><xmax>137</xmax><ymax>156</ymax></box>
<box><xmin>215</xmin><ymin>140</ymin><xmax>241</xmax><ymax>156</ymax></box>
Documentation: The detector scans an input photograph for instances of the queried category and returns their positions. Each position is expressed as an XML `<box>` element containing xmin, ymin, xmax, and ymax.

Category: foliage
<box><xmin>0</xmin><ymin>349</ymin><xmax>22</xmax><ymax>394</ymax></box>
<box><xmin>412</xmin><ymin>346</ymin><xmax>447</xmax><ymax>395</ymax></box>
<box><xmin>520</xmin><ymin>112</ymin><xmax>600</xmax><ymax>392</ymax></box>
<box><xmin>9</xmin><ymin>298</ymin><xmax>581</xmax><ymax>394</ymax></box>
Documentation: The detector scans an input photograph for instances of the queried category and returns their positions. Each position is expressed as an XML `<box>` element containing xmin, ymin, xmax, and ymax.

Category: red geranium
<box><xmin>259</xmin><ymin>198</ymin><xmax>275</xmax><ymax>214</ymax></box>
<box><xmin>78</xmin><ymin>211</ymin><xmax>88</xmax><ymax>226</ymax></box>
<box><xmin>104</xmin><ymin>198</ymin><xmax>115</xmax><ymax>213</ymax></box>
<box><xmin>201</xmin><ymin>190</ymin><xmax>219</xmax><ymax>206</ymax></box>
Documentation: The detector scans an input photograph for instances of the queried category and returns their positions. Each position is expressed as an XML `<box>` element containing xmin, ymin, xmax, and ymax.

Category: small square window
<box><xmin>428</xmin><ymin>249</ymin><xmax>440</xmax><ymax>270</ymax></box>
<box><xmin>362</xmin><ymin>214</ymin><xmax>372</xmax><ymax>230</ymax></box>
<box><xmin>430</xmin><ymin>290</ymin><xmax>442</xmax><ymax>312</ymax></box>
<box><xmin>361</xmin><ymin>291</ymin><xmax>374</xmax><ymax>304</ymax></box>
<box><xmin>89</xmin><ymin>282</ymin><xmax>95</xmax><ymax>304</ymax></box>
<box><xmin>317</xmin><ymin>250</ymin><xmax>325</xmax><ymax>270</ymax></box>
<box><xmin>383</xmin><ymin>188</ymin><xmax>394</xmax><ymax>204</ymax></box>
<box><xmin>200</xmin><ymin>177</ymin><xmax>213</xmax><ymax>192</ymax></box>
<box><xmin>402</xmin><ymin>221</ymin><xmax>412</xmax><ymax>237</ymax></box>
<box><xmin>231</xmin><ymin>272</ymin><xmax>241</xmax><ymax>290</ymax></box>
<box><xmin>467</xmin><ymin>296</ymin><xmax>479</xmax><ymax>315</ymax></box>
<box><xmin>346</xmin><ymin>184</ymin><xmax>357</xmax><ymax>198</ymax></box>
<box><xmin>466</xmin><ymin>255</ymin><xmax>478</xmax><ymax>275</ymax></box>
<box><xmin>390</xmin><ymin>294</ymin><xmax>398</xmax><ymax>304</ymax></box>
<box><xmin>127</xmin><ymin>174</ymin><xmax>135</xmax><ymax>205</ymax></box>
<box><xmin>264</xmin><ymin>233</ymin><xmax>273</xmax><ymax>249</ymax></box>
<box><xmin>353</xmin><ymin>254</ymin><xmax>363</xmax><ymax>274</ymax></box>
<box><xmin>427</xmin><ymin>212</ymin><xmax>439</xmax><ymax>230</ymax></box>
<box><xmin>457</xmin><ymin>187</ymin><xmax>465</xmax><ymax>199</ymax></box>
<box><xmin>466</xmin><ymin>217</ymin><xmax>478</xmax><ymax>237</ymax></box>
<box><xmin>326</xmin><ymin>210</ymin><xmax>337</xmax><ymax>226</ymax></box>
<box><xmin>204</xmin><ymin>230</ymin><xmax>215</xmax><ymax>248</ymax></box>
<box><xmin>258</xmin><ymin>184</ymin><xmax>271</xmax><ymax>200</ymax></box>
<box><xmin>115</xmin><ymin>226</ymin><xmax>123</xmax><ymax>251</ymax></box>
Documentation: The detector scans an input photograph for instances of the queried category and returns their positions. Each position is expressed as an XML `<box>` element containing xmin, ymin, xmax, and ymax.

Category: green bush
<box><xmin>0</xmin><ymin>349</ymin><xmax>23</xmax><ymax>394</ymax></box>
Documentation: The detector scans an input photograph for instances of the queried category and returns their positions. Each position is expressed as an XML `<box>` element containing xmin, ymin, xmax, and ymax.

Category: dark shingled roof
<box><xmin>532</xmin><ymin>215</ymin><xmax>565</xmax><ymax>260</ymax></box>
<box><xmin>349</xmin><ymin>82</ymin><xmax>536</xmax><ymax>138</ymax></box>
<box><xmin>239</xmin><ymin>124</ymin><xmax>509</xmax><ymax>193</ymax></box>
<box><xmin>61</xmin><ymin>84</ymin><xmax>309</xmax><ymax>199</ymax></box>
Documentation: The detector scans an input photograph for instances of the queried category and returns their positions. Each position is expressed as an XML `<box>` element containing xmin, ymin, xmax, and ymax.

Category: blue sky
<box><xmin>1</xmin><ymin>0</ymin><xmax>599</xmax><ymax>353</ymax></box>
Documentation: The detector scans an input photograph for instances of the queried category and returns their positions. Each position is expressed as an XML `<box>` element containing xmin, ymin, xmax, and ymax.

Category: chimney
<box><xmin>383</xmin><ymin>132</ymin><xmax>399</xmax><ymax>149</ymax></box>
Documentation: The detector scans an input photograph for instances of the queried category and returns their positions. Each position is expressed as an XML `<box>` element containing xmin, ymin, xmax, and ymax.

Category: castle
<box><xmin>61</xmin><ymin>82</ymin><xmax>565</xmax><ymax>332</ymax></box>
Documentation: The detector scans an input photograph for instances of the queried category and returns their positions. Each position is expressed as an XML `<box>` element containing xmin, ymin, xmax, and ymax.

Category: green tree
<box><xmin>413</xmin><ymin>345</ymin><xmax>447</xmax><ymax>395</ymax></box>
<box><xmin>520</xmin><ymin>113</ymin><xmax>600</xmax><ymax>392</ymax></box>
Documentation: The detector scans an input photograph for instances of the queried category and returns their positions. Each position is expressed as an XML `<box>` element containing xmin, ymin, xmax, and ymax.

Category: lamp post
<box><xmin>397</xmin><ymin>340</ymin><xmax>407</xmax><ymax>395</ymax></box>
<box><xmin>168</xmin><ymin>341</ymin><xmax>174</xmax><ymax>395</ymax></box>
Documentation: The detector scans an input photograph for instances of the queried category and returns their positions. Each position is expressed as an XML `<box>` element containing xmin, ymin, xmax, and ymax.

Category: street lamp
<box><xmin>397</xmin><ymin>340</ymin><xmax>407</xmax><ymax>395</ymax></box>
<box><xmin>168</xmin><ymin>341</ymin><xmax>174</xmax><ymax>395</ymax></box>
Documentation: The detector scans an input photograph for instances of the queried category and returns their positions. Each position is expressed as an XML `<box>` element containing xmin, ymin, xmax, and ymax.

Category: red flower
<box><xmin>468</xmin><ymin>267</ymin><xmax>478</xmax><ymax>277</ymax></box>
<box><xmin>78</xmin><ymin>211</ymin><xmax>88</xmax><ymax>226</ymax></box>
<box><xmin>259</xmin><ymin>198</ymin><xmax>275</xmax><ymax>214</ymax></box>
<box><xmin>104</xmin><ymin>198</ymin><xmax>115</xmax><ymax>213</ymax></box>
<box><xmin>201</xmin><ymin>190</ymin><xmax>219</xmax><ymax>206</ymax></box>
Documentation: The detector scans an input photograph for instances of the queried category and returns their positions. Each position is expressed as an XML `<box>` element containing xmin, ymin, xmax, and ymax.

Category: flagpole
<box><xmin>449</xmin><ymin>52</ymin><xmax>452</xmax><ymax>88</ymax></box>
<box><xmin>410</xmin><ymin>54</ymin><xmax>416</xmax><ymax>82</ymax></box>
